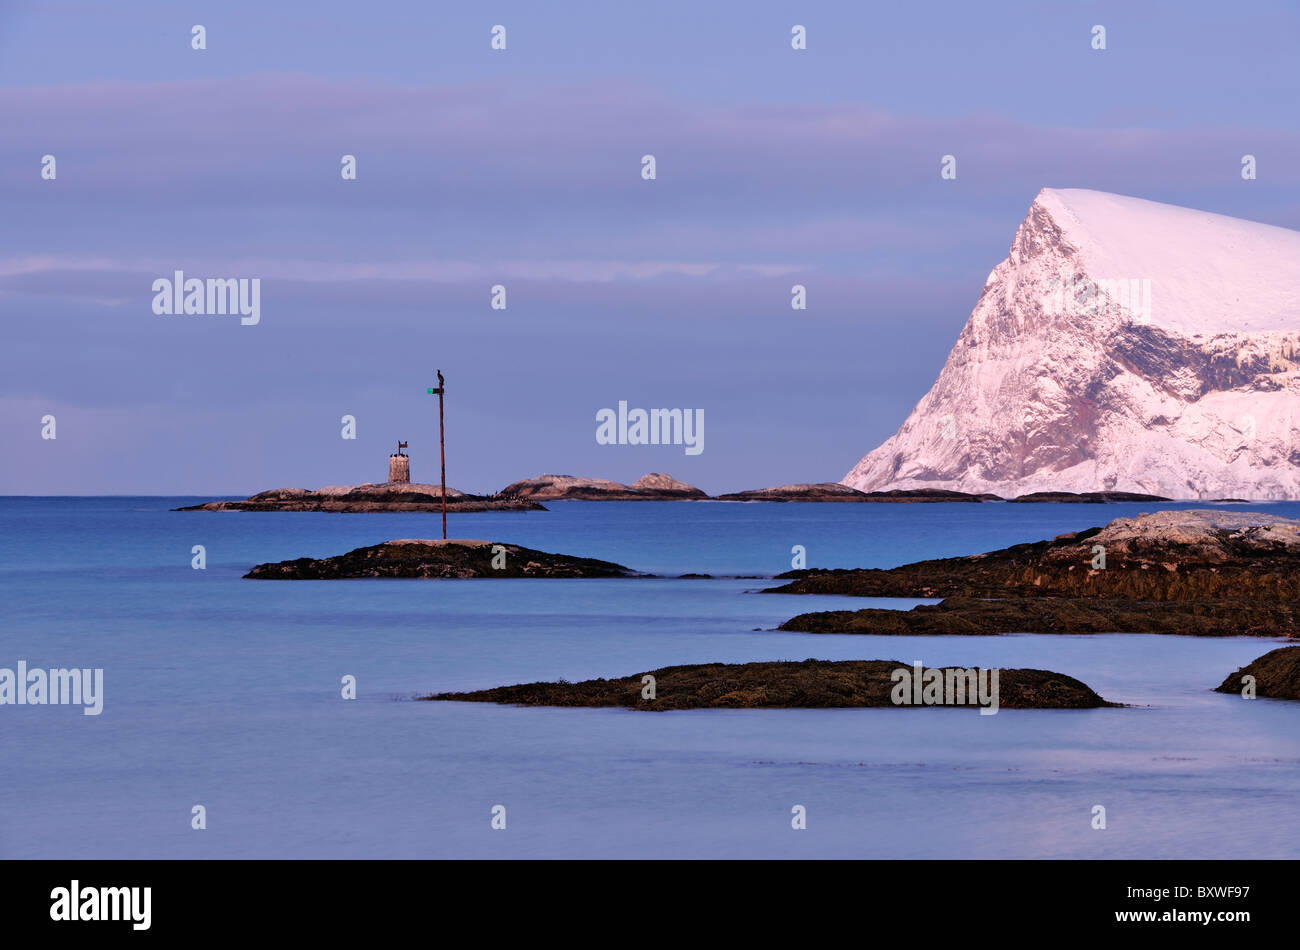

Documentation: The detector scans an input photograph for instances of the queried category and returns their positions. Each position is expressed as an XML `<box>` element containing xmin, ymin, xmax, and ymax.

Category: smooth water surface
<box><xmin>2</xmin><ymin>497</ymin><xmax>1298</xmax><ymax>858</ymax></box>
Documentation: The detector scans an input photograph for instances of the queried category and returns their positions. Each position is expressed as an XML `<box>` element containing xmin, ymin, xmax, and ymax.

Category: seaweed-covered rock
<box><xmin>766</xmin><ymin>510</ymin><xmax>1300</xmax><ymax>602</ymax></box>
<box><xmin>780</xmin><ymin>597</ymin><xmax>1300</xmax><ymax>637</ymax></box>
<box><xmin>244</xmin><ymin>539</ymin><xmax>633</xmax><ymax>579</ymax></box>
<box><xmin>1215</xmin><ymin>647</ymin><xmax>1300</xmax><ymax>700</ymax></box>
<box><xmin>422</xmin><ymin>658</ymin><xmax>1115</xmax><ymax>710</ymax></box>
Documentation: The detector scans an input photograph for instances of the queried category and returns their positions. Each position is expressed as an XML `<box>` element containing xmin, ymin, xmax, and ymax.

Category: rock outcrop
<box><xmin>780</xmin><ymin>596</ymin><xmax>1300</xmax><ymax>637</ymax></box>
<box><xmin>767</xmin><ymin>510</ymin><xmax>1300</xmax><ymax>601</ymax></box>
<box><xmin>422</xmin><ymin>659</ymin><xmax>1114</xmax><ymax>709</ymax></box>
<box><xmin>498</xmin><ymin>473</ymin><xmax>706</xmax><ymax>500</ymax></box>
<box><xmin>768</xmin><ymin>509</ymin><xmax>1300</xmax><ymax>637</ymax></box>
<box><xmin>1009</xmin><ymin>491</ymin><xmax>1170</xmax><ymax>503</ymax></box>
<box><xmin>716</xmin><ymin>483</ymin><xmax>999</xmax><ymax>502</ymax></box>
<box><xmin>177</xmin><ymin>482</ymin><xmax>544</xmax><ymax>513</ymax></box>
<box><xmin>1215</xmin><ymin>647</ymin><xmax>1300</xmax><ymax>700</ymax></box>
<box><xmin>244</xmin><ymin>539</ymin><xmax>633</xmax><ymax>579</ymax></box>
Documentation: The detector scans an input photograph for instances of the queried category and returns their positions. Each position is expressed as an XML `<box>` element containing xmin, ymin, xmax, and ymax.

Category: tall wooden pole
<box><xmin>438</xmin><ymin>370</ymin><xmax>446</xmax><ymax>539</ymax></box>
<box><xmin>428</xmin><ymin>370</ymin><xmax>446</xmax><ymax>539</ymax></box>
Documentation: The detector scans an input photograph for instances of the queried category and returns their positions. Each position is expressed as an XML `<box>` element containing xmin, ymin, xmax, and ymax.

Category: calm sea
<box><xmin>2</xmin><ymin>497</ymin><xmax>1298</xmax><ymax>858</ymax></box>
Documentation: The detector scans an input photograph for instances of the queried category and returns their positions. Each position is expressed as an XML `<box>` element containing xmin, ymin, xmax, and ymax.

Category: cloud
<box><xmin>5</xmin><ymin>74</ymin><xmax>1298</xmax><ymax>274</ymax></box>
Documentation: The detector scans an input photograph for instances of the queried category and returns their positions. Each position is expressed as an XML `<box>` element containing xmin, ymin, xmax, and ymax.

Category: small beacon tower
<box><xmin>389</xmin><ymin>440</ymin><xmax>410</xmax><ymax>484</ymax></box>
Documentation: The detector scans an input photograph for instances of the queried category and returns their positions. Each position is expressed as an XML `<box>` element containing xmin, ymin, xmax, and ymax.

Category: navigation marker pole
<box><xmin>427</xmin><ymin>370</ymin><xmax>447</xmax><ymax>539</ymax></box>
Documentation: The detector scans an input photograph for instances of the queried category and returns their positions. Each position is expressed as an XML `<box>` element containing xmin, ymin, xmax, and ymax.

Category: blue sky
<box><xmin>2</xmin><ymin>0</ymin><xmax>1298</xmax><ymax>494</ymax></box>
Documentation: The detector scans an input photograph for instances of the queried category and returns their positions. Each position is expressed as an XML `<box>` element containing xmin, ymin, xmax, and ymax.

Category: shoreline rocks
<box><xmin>768</xmin><ymin>509</ymin><xmax>1300</xmax><ymax>638</ymax></box>
<box><xmin>244</xmin><ymin>538</ymin><xmax>634</xmax><ymax>579</ymax></box>
<box><xmin>421</xmin><ymin>659</ymin><xmax>1115</xmax><ymax>710</ymax></box>
<box><xmin>1215</xmin><ymin>647</ymin><xmax>1300</xmax><ymax>700</ymax></box>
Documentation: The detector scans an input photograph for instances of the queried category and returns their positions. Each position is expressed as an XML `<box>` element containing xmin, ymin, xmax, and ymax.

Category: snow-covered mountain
<box><xmin>843</xmin><ymin>188</ymin><xmax>1300</xmax><ymax>499</ymax></box>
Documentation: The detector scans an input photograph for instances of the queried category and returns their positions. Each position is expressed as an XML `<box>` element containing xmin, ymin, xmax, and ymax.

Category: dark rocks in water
<box><xmin>768</xmin><ymin>510</ymin><xmax>1300</xmax><ymax>638</ymax></box>
<box><xmin>421</xmin><ymin>659</ymin><xmax>1114</xmax><ymax>710</ymax></box>
<box><xmin>715</xmin><ymin>482</ymin><xmax>860</xmax><ymax>501</ymax></box>
<box><xmin>498</xmin><ymin>473</ymin><xmax>707</xmax><ymax>501</ymax></box>
<box><xmin>715</xmin><ymin>483</ymin><xmax>999</xmax><ymax>502</ymax></box>
<box><xmin>862</xmin><ymin>489</ymin><xmax>1003</xmax><ymax>503</ymax></box>
<box><xmin>244</xmin><ymin>539</ymin><xmax>633</xmax><ymax>579</ymax></box>
<box><xmin>176</xmin><ymin>483</ymin><xmax>544</xmax><ymax>513</ymax></box>
<box><xmin>780</xmin><ymin>596</ymin><xmax>1300</xmax><ymax>638</ymax></box>
<box><xmin>1009</xmin><ymin>491</ymin><xmax>1171</xmax><ymax>503</ymax></box>
<box><xmin>1214</xmin><ymin>647</ymin><xmax>1300</xmax><ymax>700</ymax></box>
<box><xmin>766</xmin><ymin>510</ymin><xmax>1300</xmax><ymax>603</ymax></box>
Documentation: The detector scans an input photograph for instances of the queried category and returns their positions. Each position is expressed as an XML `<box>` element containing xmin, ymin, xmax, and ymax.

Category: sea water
<box><xmin>1</xmin><ymin>497</ymin><xmax>1298</xmax><ymax>858</ymax></box>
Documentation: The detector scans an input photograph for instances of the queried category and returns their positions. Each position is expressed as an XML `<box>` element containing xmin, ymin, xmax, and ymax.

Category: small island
<box><xmin>1008</xmin><ymin>491</ymin><xmax>1171</xmax><ymax>503</ymax></box>
<box><xmin>178</xmin><ymin>483</ymin><xmax>544</xmax><ymax>513</ymax></box>
<box><xmin>176</xmin><ymin>445</ymin><xmax>543</xmax><ymax>513</ymax></box>
<box><xmin>244</xmin><ymin>538</ymin><xmax>634</xmax><ymax>579</ymax></box>
<box><xmin>768</xmin><ymin>510</ymin><xmax>1300</xmax><ymax>637</ymax></box>
<box><xmin>421</xmin><ymin>658</ymin><xmax>1115</xmax><ymax>709</ymax></box>
<box><xmin>715</xmin><ymin>483</ymin><xmax>1000</xmax><ymax>502</ymax></box>
<box><xmin>499</xmin><ymin>472</ymin><xmax>707</xmax><ymax>501</ymax></box>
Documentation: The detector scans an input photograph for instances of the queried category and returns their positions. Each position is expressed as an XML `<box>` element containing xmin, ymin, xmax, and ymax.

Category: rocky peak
<box><xmin>843</xmin><ymin>188</ymin><xmax>1300</xmax><ymax>499</ymax></box>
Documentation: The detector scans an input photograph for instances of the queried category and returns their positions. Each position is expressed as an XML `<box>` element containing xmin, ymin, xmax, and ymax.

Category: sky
<box><xmin>2</xmin><ymin>0</ymin><xmax>1298</xmax><ymax>495</ymax></box>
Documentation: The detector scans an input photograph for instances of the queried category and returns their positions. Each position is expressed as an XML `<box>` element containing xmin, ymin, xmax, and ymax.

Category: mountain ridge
<box><xmin>843</xmin><ymin>188</ymin><xmax>1300</xmax><ymax>499</ymax></box>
